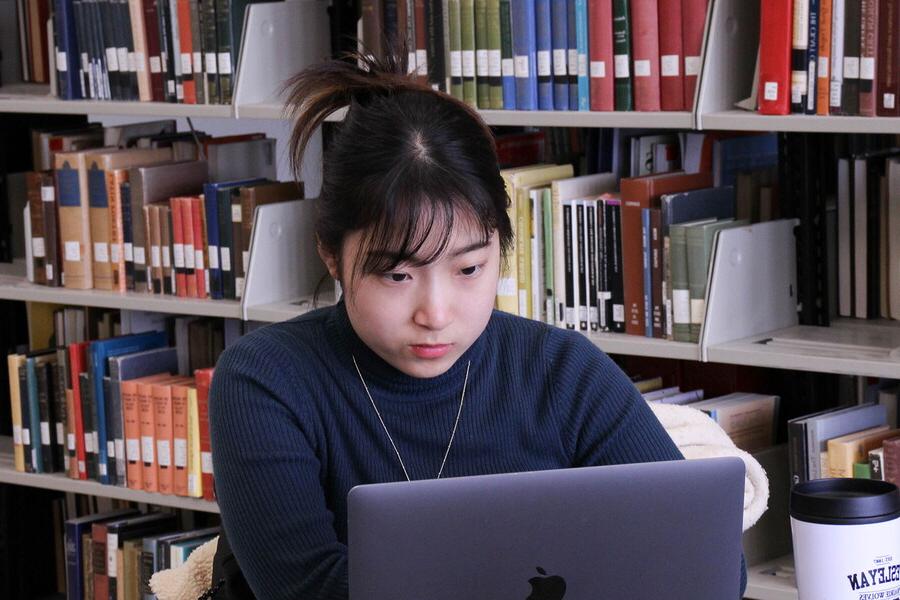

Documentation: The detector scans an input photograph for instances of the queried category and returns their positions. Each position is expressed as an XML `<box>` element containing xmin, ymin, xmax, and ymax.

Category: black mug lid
<box><xmin>791</xmin><ymin>479</ymin><xmax>900</xmax><ymax>524</ymax></box>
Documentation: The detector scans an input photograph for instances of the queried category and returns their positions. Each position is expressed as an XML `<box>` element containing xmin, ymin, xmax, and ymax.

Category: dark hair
<box><xmin>283</xmin><ymin>51</ymin><xmax>512</xmax><ymax>286</ymax></box>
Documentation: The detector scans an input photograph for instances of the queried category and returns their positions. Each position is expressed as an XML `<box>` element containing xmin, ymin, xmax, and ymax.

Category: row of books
<box><xmin>18</xmin><ymin>0</ymin><xmax>260</xmax><ymax>102</ymax></box>
<box><xmin>66</xmin><ymin>508</ymin><xmax>218</xmax><ymax>600</ymax></box>
<box><xmin>363</xmin><ymin>0</ymin><xmax>708</xmax><ymax>112</ymax></box>
<box><xmin>635</xmin><ymin>375</ymin><xmax>780</xmax><ymax>453</ymax></box>
<box><xmin>498</xmin><ymin>132</ymin><xmax>780</xmax><ymax>340</ymax></box>
<box><xmin>18</xmin><ymin>120</ymin><xmax>302</xmax><ymax>299</ymax></box>
<box><xmin>7</xmin><ymin>327</ymin><xmax>220</xmax><ymax>502</ymax></box>
<box><xmin>788</xmin><ymin>382</ymin><xmax>900</xmax><ymax>484</ymax></box>
<box><xmin>757</xmin><ymin>0</ymin><xmax>900</xmax><ymax>116</ymax></box>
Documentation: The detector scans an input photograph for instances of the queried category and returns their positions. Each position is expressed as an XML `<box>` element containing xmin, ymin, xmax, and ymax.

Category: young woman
<box><xmin>208</xmin><ymin>53</ymin><xmax>744</xmax><ymax>599</ymax></box>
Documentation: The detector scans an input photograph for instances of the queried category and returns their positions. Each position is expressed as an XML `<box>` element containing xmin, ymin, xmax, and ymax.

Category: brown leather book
<box><xmin>128</xmin><ymin>160</ymin><xmax>208</xmax><ymax>292</ymax></box>
<box><xmin>238</xmin><ymin>181</ymin><xmax>304</xmax><ymax>298</ymax></box>
<box><xmin>881</xmin><ymin>436</ymin><xmax>900</xmax><ymax>484</ymax></box>
<box><xmin>877</xmin><ymin>0</ymin><xmax>900</xmax><ymax>116</ymax></box>
<box><xmin>620</xmin><ymin>171</ymin><xmax>713</xmax><ymax>336</ymax></box>
<box><xmin>84</xmin><ymin>148</ymin><xmax>173</xmax><ymax>291</ymax></box>
<box><xmin>859</xmin><ymin>0</ymin><xmax>880</xmax><ymax>116</ymax></box>
<box><xmin>26</xmin><ymin>172</ymin><xmax>47</xmax><ymax>285</ymax></box>
<box><xmin>147</xmin><ymin>204</ymin><xmax>164</xmax><ymax>294</ymax></box>
<box><xmin>160</xmin><ymin>205</ymin><xmax>175</xmax><ymax>295</ymax></box>
<box><xmin>109</xmin><ymin>168</ymin><xmax>130</xmax><ymax>292</ymax></box>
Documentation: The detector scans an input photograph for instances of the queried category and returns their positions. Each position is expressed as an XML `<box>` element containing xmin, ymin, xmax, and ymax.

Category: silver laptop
<box><xmin>348</xmin><ymin>457</ymin><xmax>744</xmax><ymax>599</ymax></box>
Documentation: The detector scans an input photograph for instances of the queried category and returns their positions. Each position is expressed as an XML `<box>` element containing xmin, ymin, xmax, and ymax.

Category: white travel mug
<box><xmin>791</xmin><ymin>478</ymin><xmax>900</xmax><ymax>600</ymax></box>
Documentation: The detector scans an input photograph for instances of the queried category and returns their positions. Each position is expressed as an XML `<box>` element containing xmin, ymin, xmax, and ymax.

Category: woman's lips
<box><xmin>409</xmin><ymin>344</ymin><xmax>452</xmax><ymax>359</ymax></box>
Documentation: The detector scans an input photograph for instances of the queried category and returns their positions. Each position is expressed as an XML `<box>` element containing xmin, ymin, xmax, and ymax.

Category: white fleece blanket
<box><xmin>151</xmin><ymin>401</ymin><xmax>769</xmax><ymax>600</ymax></box>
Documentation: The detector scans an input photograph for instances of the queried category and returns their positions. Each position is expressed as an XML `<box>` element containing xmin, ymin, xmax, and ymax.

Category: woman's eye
<box><xmin>385</xmin><ymin>272</ymin><xmax>410</xmax><ymax>282</ymax></box>
<box><xmin>460</xmin><ymin>265</ymin><xmax>482</xmax><ymax>277</ymax></box>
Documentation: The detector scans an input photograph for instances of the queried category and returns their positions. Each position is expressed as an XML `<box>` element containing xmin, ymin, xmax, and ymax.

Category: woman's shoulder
<box><xmin>487</xmin><ymin>310</ymin><xmax>607</xmax><ymax>367</ymax></box>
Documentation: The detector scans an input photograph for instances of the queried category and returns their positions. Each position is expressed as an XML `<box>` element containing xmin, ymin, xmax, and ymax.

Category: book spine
<box><xmin>460</xmin><ymin>0</ymin><xmax>477</xmax><ymax>106</ymax></box>
<box><xmin>475</xmin><ymin>0</ymin><xmax>491</xmax><ymax>106</ymax></box>
<box><xmin>552</xmin><ymin>0</ymin><xmax>570</xmax><ymax>109</ymax></box>
<box><xmin>88</xmin><ymin>164</ymin><xmax>114</xmax><ymax>290</ymax></box>
<box><xmin>191</xmin><ymin>197</ymin><xmax>207</xmax><ymax>298</ymax></box>
<box><xmin>27</xmin><ymin>173</ymin><xmax>47</xmax><ymax>285</ymax></box>
<box><xmin>121</xmin><ymin>182</ymin><xmax>135</xmax><ymax>289</ymax></box>
<box><xmin>177</xmin><ymin>0</ymin><xmax>196</xmax><ymax>103</ymax></box>
<box><xmin>791</xmin><ymin>0</ymin><xmax>810</xmax><ymax>112</ymax></box>
<box><xmin>196</xmin><ymin>369</ymin><xmax>215</xmax><ymax>501</ymax></box>
<box><xmin>108</xmin><ymin>170</ymin><xmax>128</xmax><ymax>292</ymax></box>
<box><xmin>759</xmin><ymin>0</ymin><xmax>793</xmax><ymax>114</ymax></box>
<box><xmin>588</xmin><ymin>0</ymin><xmax>613</xmax><ymax>111</ymax></box>
<box><xmin>650</xmin><ymin>208</ymin><xmax>664</xmax><ymax>338</ymax></box>
<box><xmin>172</xmin><ymin>385</ymin><xmax>190</xmax><ymax>496</ymax></box>
<box><xmin>605</xmin><ymin>200</ymin><xmax>625</xmax><ymax>332</ymax></box>
<box><xmin>576</xmin><ymin>201</ymin><xmax>587</xmax><ymax>329</ymax></box>
<box><xmin>628</xmin><ymin>0</ymin><xmax>660</xmax><ymax>110</ymax></box>
<box><xmin>840</xmin><ymin>0</ymin><xmax>861</xmax><ymax>114</ymax></box>
<box><xmin>499</xmin><ymin>0</ymin><xmax>515</xmax><ymax>108</ymax></box>
<box><xmin>138</xmin><ymin>381</ymin><xmax>158</xmax><ymax>492</ymax></box>
<box><xmin>830</xmin><ymin>0</ymin><xmax>846</xmax><ymax>112</ymax></box>
<box><xmin>804</xmin><ymin>0</ymin><xmax>820</xmax><ymax>113</ymax></box>
<box><xmin>586</xmin><ymin>200</ymin><xmax>599</xmax><ymax>331</ymax></box>
<box><xmin>877</xmin><ymin>0</ymin><xmax>900</xmax><ymax>115</ymax></box>
<box><xmin>153</xmin><ymin>383</ymin><xmax>174</xmax><ymax>494</ymax></box>
<box><xmin>567</xmin><ymin>0</ymin><xmax>577</xmax><ymax>108</ymax></box>
<box><xmin>817</xmin><ymin>0</ymin><xmax>833</xmax><ymax>114</ymax></box>
<box><xmin>161</xmin><ymin>204</ymin><xmax>174</xmax><ymax>295</ymax></box>
<box><xmin>414</xmin><ymin>0</ymin><xmax>427</xmax><ymax>84</ymax></box>
<box><xmin>681</xmin><ymin>0</ymin><xmax>706</xmax><ymax>109</ymax></box>
<box><xmin>38</xmin><ymin>362</ymin><xmax>56</xmax><ymax>472</ymax></box>
<box><xmin>535</xmin><ymin>0</ymin><xmax>553</xmax><ymax>109</ymax></box>
<box><xmin>511</xmin><ymin>0</ymin><xmax>538</xmax><ymax>109</ymax></box>
<box><xmin>201</xmin><ymin>0</ymin><xmax>217</xmax><ymax>103</ymax></box>
<box><xmin>859</xmin><ymin>0</ymin><xmax>879</xmax><ymax>115</ymax></box>
<box><xmin>182</xmin><ymin>197</ymin><xmax>198</xmax><ymax>297</ymax></box>
<box><xmin>574</xmin><ymin>0</ymin><xmax>589</xmax><ymax>109</ymax></box>
<box><xmin>231</xmin><ymin>194</ymin><xmax>244</xmax><ymax>298</ymax></box>
<box><xmin>428</xmin><ymin>0</ymin><xmax>448</xmax><ymax>93</ymax></box>
<box><xmin>612</xmin><ymin>0</ymin><xmax>632</xmax><ymax>110</ymax></box>
<box><xmin>449</xmin><ymin>0</ymin><xmax>464</xmax><ymax>99</ymax></box>
<box><xmin>57</xmin><ymin>162</ymin><xmax>94</xmax><ymax>289</ymax></box>
<box><xmin>121</xmin><ymin>381</ymin><xmax>143</xmax><ymax>489</ymax></box>
<box><xmin>216</xmin><ymin>189</ymin><xmax>235</xmax><ymax>299</ymax></box>
<box><xmin>641</xmin><ymin>208</ymin><xmax>652</xmax><ymax>336</ymax></box>
<box><xmin>562</xmin><ymin>200</ymin><xmax>576</xmax><ymax>328</ymax></box>
<box><xmin>658</xmin><ymin>0</ymin><xmax>684</xmax><ymax>110</ymax></box>
<box><xmin>202</xmin><ymin>184</ymin><xmax>222</xmax><ymax>299</ymax></box>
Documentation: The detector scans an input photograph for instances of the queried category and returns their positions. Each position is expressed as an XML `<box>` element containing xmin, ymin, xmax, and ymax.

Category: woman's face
<box><xmin>322</xmin><ymin>218</ymin><xmax>501</xmax><ymax>379</ymax></box>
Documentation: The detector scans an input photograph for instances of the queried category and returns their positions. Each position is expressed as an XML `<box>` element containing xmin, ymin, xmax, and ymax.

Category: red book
<box><xmin>190</xmin><ymin>197</ymin><xmax>207</xmax><ymax>298</ymax></box>
<box><xmin>758</xmin><ymin>0</ymin><xmax>793</xmax><ymax>114</ymax></box>
<box><xmin>169</xmin><ymin>197</ymin><xmax>188</xmax><ymax>296</ymax></box>
<box><xmin>629</xmin><ymin>0</ymin><xmax>662</xmax><ymax>111</ymax></box>
<box><xmin>620</xmin><ymin>171</ymin><xmax>713</xmax><ymax>336</ymax></box>
<box><xmin>91</xmin><ymin>522</ymin><xmax>110</xmax><ymax>600</ymax></box>
<box><xmin>681</xmin><ymin>0</ymin><xmax>707</xmax><ymax>108</ymax></box>
<box><xmin>171</xmin><ymin>382</ymin><xmax>192</xmax><ymax>496</ymax></box>
<box><xmin>181</xmin><ymin>197</ymin><xmax>198</xmax><ymax>298</ymax></box>
<box><xmin>877</xmin><ymin>0</ymin><xmax>900</xmax><ymax>116</ymax></box>
<box><xmin>658</xmin><ymin>0</ymin><xmax>685</xmax><ymax>110</ymax></box>
<box><xmin>588</xmin><ymin>0</ymin><xmax>615</xmax><ymax>111</ymax></box>
<box><xmin>68</xmin><ymin>342</ymin><xmax>89</xmax><ymax>480</ymax></box>
<box><xmin>177</xmin><ymin>0</ymin><xmax>197</xmax><ymax>104</ymax></box>
<box><xmin>141</xmin><ymin>0</ymin><xmax>165</xmax><ymax>101</ymax></box>
<box><xmin>195</xmin><ymin>368</ymin><xmax>216</xmax><ymax>501</ymax></box>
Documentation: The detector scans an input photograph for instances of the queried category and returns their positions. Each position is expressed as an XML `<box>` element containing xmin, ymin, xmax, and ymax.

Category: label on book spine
<box><xmin>124</xmin><ymin>242</ymin><xmax>133</xmax><ymax>262</ymax></box>
<box><xmin>107</xmin><ymin>534</ymin><xmax>118</xmax><ymax>577</ymax></box>
<box><xmin>860</xmin><ymin>57</ymin><xmax>875</xmax><ymax>80</ymax></box>
<box><xmin>416</xmin><ymin>50</ymin><xmax>428</xmax><ymax>76</ymax></box>
<box><xmin>463</xmin><ymin>50</ymin><xmax>476</xmax><ymax>77</ymax></box>
<box><xmin>181</xmin><ymin>53</ymin><xmax>193</xmax><ymax>74</ymax></box>
<box><xmin>614</xmin><ymin>54</ymin><xmax>629</xmax><ymax>77</ymax></box>
<box><xmin>117</xmin><ymin>48</ymin><xmax>129</xmax><ymax>71</ymax></box>
<box><xmin>450</xmin><ymin>51</ymin><xmax>462</xmax><ymax>76</ymax></box>
<box><xmin>173</xmin><ymin>243</ymin><xmax>185</xmax><ymax>268</ymax></box>
<box><xmin>514</xmin><ymin>55</ymin><xmax>529</xmax><ymax>77</ymax></box>
<box><xmin>22</xmin><ymin>428</ymin><xmax>30</xmax><ymax>445</ymax></box>
<box><xmin>41</xmin><ymin>185</ymin><xmax>54</xmax><ymax>202</ymax></box>
<box><xmin>110</xmin><ymin>244</ymin><xmax>120</xmax><ymax>264</ymax></box>
<box><xmin>12</xmin><ymin>425</ymin><xmax>21</xmax><ymax>445</ymax></box>
<box><xmin>174</xmin><ymin>439</ymin><xmax>187</xmax><ymax>467</ymax></box>
<box><xmin>208</xmin><ymin>245</ymin><xmax>219</xmax><ymax>269</ymax></box>
<box><xmin>127</xmin><ymin>439</ymin><xmax>140</xmax><ymax>461</ymax></box>
<box><xmin>157</xmin><ymin>440</ymin><xmax>171</xmax><ymax>467</ymax></box>
<box><xmin>661</xmin><ymin>55</ymin><xmax>679</xmax><ymax>76</ymax></box>
<box><xmin>554</xmin><ymin>49</ymin><xmax>567</xmax><ymax>75</ymax></box>
<box><xmin>134</xmin><ymin>246</ymin><xmax>145</xmax><ymax>266</ymax></box>
<box><xmin>685</xmin><ymin>56</ymin><xmax>700</xmax><ymax>76</ymax></box>
<box><xmin>64</xmin><ymin>241</ymin><xmax>80</xmax><ymax>261</ymax></box>
<box><xmin>489</xmin><ymin>50</ymin><xmax>502</xmax><ymax>76</ymax></box>
<box><xmin>150</xmin><ymin>56</ymin><xmax>162</xmax><ymax>73</ymax></box>
<box><xmin>205</xmin><ymin>53</ymin><xmax>217</xmax><ymax>74</ymax></box>
<box><xmin>107</xmin><ymin>440</ymin><xmax>115</xmax><ymax>458</ymax></box>
<box><xmin>32</xmin><ymin>237</ymin><xmax>45</xmax><ymax>258</ymax></box>
<box><xmin>41</xmin><ymin>422</ymin><xmax>50</xmax><ymax>444</ymax></box>
<box><xmin>141</xmin><ymin>436</ymin><xmax>154</xmax><ymax>463</ymax></box>
<box><xmin>201</xmin><ymin>451</ymin><xmax>213</xmax><ymax>474</ymax></box>
<box><xmin>502</xmin><ymin>58</ymin><xmax>514</xmax><ymax>77</ymax></box>
<box><xmin>537</xmin><ymin>50</ymin><xmax>551</xmax><ymax>76</ymax></box>
<box><xmin>844</xmin><ymin>56</ymin><xmax>860</xmax><ymax>79</ymax></box>
<box><xmin>56</xmin><ymin>423</ymin><xmax>65</xmax><ymax>446</ymax></box>
<box><xmin>57</xmin><ymin>52</ymin><xmax>67</xmax><ymax>71</ymax></box>
<box><xmin>195</xmin><ymin>250</ymin><xmax>204</xmax><ymax>269</ymax></box>
<box><xmin>220</xmin><ymin>250</ymin><xmax>231</xmax><ymax>272</ymax></box>
<box><xmin>634</xmin><ymin>59</ymin><xmax>650</xmax><ymax>77</ymax></box>
<box><xmin>106</xmin><ymin>48</ymin><xmax>120</xmax><ymax>71</ymax></box>
<box><xmin>67</xmin><ymin>433</ymin><xmax>75</xmax><ymax>451</ymax></box>
<box><xmin>218</xmin><ymin>52</ymin><xmax>232</xmax><ymax>75</ymax></box>
<box><xmin>94</xmin><ymin>242</ymin><xmax>109</xmax><ymax>263</ymax></box>
<box><xmin>193</xmin><ymin>52</ymin><xmax>202</xmax><ymax>73</ymax></box>
<box><xmin>590</xmin><ymin>61</ymin><xmax>606</xmax><ymax>78</ymax></box>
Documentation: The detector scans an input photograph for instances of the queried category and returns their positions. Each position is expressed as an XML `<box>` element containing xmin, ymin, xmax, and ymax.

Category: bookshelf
<box><xmin>4</xmin><ymin>1</ymin><xmax>900</xmax><ymax>597</ymax></box>
<box><xmin>0</xmin><ymin>437</ymin><xmax>220</xmax><ymax>514</ymax></box>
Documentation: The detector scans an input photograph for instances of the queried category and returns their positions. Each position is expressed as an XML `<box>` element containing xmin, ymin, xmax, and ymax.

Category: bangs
<box><xmin>353</xmin><ymin>169</ymin><xmax>499</xmax><ymax>277</ymax></box>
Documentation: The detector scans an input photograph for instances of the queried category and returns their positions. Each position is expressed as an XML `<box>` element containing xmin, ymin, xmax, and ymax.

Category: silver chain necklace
<box><xmin>351</xmin><ymin>355</ymin><xmax>471</xmax><ymax>481</ymax></box>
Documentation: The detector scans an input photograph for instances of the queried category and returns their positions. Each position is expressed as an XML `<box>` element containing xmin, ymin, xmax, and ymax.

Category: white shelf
<box><xmin>0</xmin><ymin>267</ymin><xmax>242</xmax><ymax>319</ymax></box>
<box><xmin>702</xmin><ymin>110</ymin><xmax>900</xmax><ymax>134</ymax></box>
<box><xmin>236</xmin><ymin>102</ymin><xmax>288</xmax><ymax>120</ymax></box>
<box><xmin>0</xmin><ymin>83</ymin><xmax>233</xmax><ymax>118</ymax></box>
<box><xmin>745</xmin><ymin>555</ymin><xmax>797</xmax><ymax>600</ymax></box>
<box><xmin>707</xmin><ymin>320</ymin><xmax>900</xmax><ymax>379</ymax></box>
<box><xmin>245</xmin><ymin>296</ymin><xmax>322</xmax><ymax>322</ymax></box>
<box><xmin>0</xmin><ymin>439</ymin><xmax>219</xmax><ymax>513</ymax></box>
<box><xmin>585</xmin><ymin>331</ymin><xmax>701</xmax><ymax>361</ymax></box>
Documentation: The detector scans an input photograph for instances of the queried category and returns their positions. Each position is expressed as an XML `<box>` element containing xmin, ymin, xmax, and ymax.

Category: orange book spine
<box><xmin>177</xmin><ymin>0</ymin><xmax>197</xmax><ymax>104</ymax></box>
<box><xmin>108</xmin><ymin>169</ymin><xmax>129</xmax><ymax>292</ymax></box>
<box><xmin>817</xmin><ymin>0</ymin><xmax>833</xmax><ymax>115</ymax></box>
<box><xmin>152</xmin><ymin>381</ymin><xmax>175</xmax><ymax>495</ymax></box>
<box><xmin>181</xmin><ymin>196</ymin><xmax>198</xmax><ymax>298</ymax></box>
<box><xmin>121</xmin><ymin>380</ymin><xmax>143</xmax><ymax>490</ymax></box>
<box><xmin>195</xmin><ymin>368</ymin><xmax>216</xmax><ymax>501</ymax></box>
<box><xmin>190</xmin><ymin>197</ymin><xmax>207</xmax><ymax>298</ymax></box>
<box><xmin>137</xmin><ymin>380</ymin><xmax>158</xmax><ymax>492</ymax></box>
<box><xmin>171</xmin><ymin>383</ymin><xmax>191</xmax><ymax>496</ymax></box>
<box><xmin>170</xmin><ymin>197</ymin><xmax>188</xmax><ymax>297</ymax></box>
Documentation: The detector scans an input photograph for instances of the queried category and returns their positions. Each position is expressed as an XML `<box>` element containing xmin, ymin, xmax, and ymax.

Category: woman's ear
<box><xmin>317</xmin><ymin>241</ymin><xmax>341</xmax><ymax>281</ymax></box>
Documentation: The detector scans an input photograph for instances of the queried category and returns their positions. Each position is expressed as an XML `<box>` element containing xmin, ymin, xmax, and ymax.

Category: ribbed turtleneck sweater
<box><xmin>209</xmin><ymin>301</ymin><xmax>745</xmax><ymax>599</ymax></box>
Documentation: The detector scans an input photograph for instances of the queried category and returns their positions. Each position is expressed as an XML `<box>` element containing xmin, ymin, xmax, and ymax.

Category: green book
<box><xmin>669</xmin><ymin>218</ymin><xmax>715</xmax><ymax>343</ymax></box>
<box><xmin>542</xmin><ymin>188</ymin><xmax>554</xmax><ymax>325</ymax></box>
<box><xmin>612</xmin><ymin>0</ymin><xmax>632</xmax><ymax>111</ymax></box>
<box><xmin>853</xmin><ymin>462</ymin><xmax>872</xmax><ymax>479</ymax></box>
<box><xmin>486</xmin><ymin>0</ymin><xmax>503</xmax><ymax>108</ymax></box>
<box><xmin>499</xmin><ymin>0</ymin><xmax>514</xmax><ymax>108</ymax></box>
<box><xmin>686</xmin><ymin>218</ymin><xmax>749</xmax><ymax>342</ymax></box>
<box><xmin>460</xmin><ymin>0</ymin><xmax>477</xmax><ymax>106</ymax></box>
<box><xmin>474</xmin><ymin>0</ymin><xmax>489</xmax><ymax>106</ymax></box>
<box><xmin>448</xmin><ymin>0</ymin><xmax>464</xmax><ymax>99</ymax></box>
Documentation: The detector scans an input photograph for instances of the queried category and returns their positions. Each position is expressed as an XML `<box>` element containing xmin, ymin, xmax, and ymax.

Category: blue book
<box><xmin>641</xmin><ymin>208</ymin><xmax>652</xmax><ymax>337</ymax></box>
<box><xmin>511</xmin><ymin>0</ymin><xmax>538</xmax><ymax>110</ymax></box>
<box><xmin>550</xmin><ymin>0</ymin><xmax>569</xmax><ymax>109</ymax></box>
<box><xmin>499</xmin><ymin>0</ymin><xmax>517</xmax><ymax>108</ymax></box>
<box><xmin>26</xmin><ymin>356</ymin><xmax>44</xmax><ymax>473</ymax></box>
<box><xmin>713</xmin><ymin>134</ymin><xmax>778</xmax><ymax>188</ymax></box>
<box><xmin>566</xmin><ymin>0</ymin><xmax>577</xmax><ymax>110</ymax></box>
<box><xmin>90</xmin><ymin>332</ymin><xmax>168</xmax><ymax>484</ymax></box>
<box><xmin>203</xmin><ymin>178</ymin><xmax>266</xmax><ymax>299</ymax></box>
<box><xmin>535</xmin><ymin>0</ymin><xmax>554</xmax><ymax>110</ymax></box>
<box><xmin>65</xmin><ymin>508</ymin><xmax>139</xmax><ymax>600</ymax></box>
<box><xmin>54</xmin><ymin>0</ymin><xmax>82</xmax><ymax>99</ymax></box>
<box><xmin>574</xmin><ymin>0</ymin><xmax>590</xmax><ymax>110</ymax></box>
<box><xmin>660</xmin><ymin>187</ymin><xmax>737</xmax><ymax>236</ymax></box>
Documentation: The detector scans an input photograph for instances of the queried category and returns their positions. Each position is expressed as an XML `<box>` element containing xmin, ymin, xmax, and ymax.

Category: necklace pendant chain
<box><xmin>352</xmin><ymin>356</ymin><xmax>471</xmax><ymax>482</ymax></box>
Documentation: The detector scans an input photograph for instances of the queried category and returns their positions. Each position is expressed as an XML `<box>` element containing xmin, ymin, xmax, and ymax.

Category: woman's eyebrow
<box><xmin>450</xmin><ymin>240</ymin><xmax>490</xmax><ymax>257</ymax></box>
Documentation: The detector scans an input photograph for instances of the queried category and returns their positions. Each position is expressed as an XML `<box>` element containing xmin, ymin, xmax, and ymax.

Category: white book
<box><xmin>829</xmin><ymin>0</ymin><xmax>846</xmax><ymax>110</ymax></box>
<box><xmin>550</xmin><ymin>173</ymin><xmax>618</xmax><ymax>328</ymax></box>
<box><xmin>530</xmin><ymin>189</ymin><xmax>544</xmax><ymax>323</ymax></box>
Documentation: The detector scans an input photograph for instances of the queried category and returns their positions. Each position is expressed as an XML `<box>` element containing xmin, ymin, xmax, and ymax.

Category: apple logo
<box><xmin>527</xmin><ymin>566</ymin><xmax>567</xmax><ymax>600</ymax></box>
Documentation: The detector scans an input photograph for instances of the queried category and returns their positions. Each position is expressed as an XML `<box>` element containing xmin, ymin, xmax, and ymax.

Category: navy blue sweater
<box><xmin>210</xmin><ymin>301</ymin><xmax>745</xmax><ymax>598</ymax></box>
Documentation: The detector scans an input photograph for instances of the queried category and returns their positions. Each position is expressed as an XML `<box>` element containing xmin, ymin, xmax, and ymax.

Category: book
<box><xmin>692</xmin><ymin>393</ymin><xmax>780</xmax><ymax>453</ymax></box>
<box><xmin>628</xmin><ymin>0</ymin><xmax>660</xmax><ymax>110</ymax></box>
<box><xmin>64</xmin><ymin>508</ymin><xmax>140</xmax><ymax>600</ymax></box>
<box><xmin>658</xmin><ymin>0</ymin><xmax>684</xmax><ymax>111</ymax></box>
<box><xmin>612</xmin><ymin>0</ymin><xmax>632</xmax><ymax>109</ymax></box>
<box><xmin>827</xmin><ymin>426</ymin><xmax>898</xmax><ymax>477</ymax></box>
<box><xmin>758</xmin><ymin>0</ymin><xmax>793</xmax><ymax>114</ymax></box>
<box><xmin>7</xmin><ymin>354</ymin><xmax>27</xmax><ymax>472</ymax></box>
<box><xmin>195</xmin><ymin>367</ymin><xmax>216</xmax><ymax>501</ymax></box>
<box><xmin>807</xmin><ymin>402</ymin><xmax>888</xmax><ymax>480</ymax></box>
<box><xmin>681</xmin><ymin>0</ymin><xmax>707</xmax><ymax>109</ymax></box>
